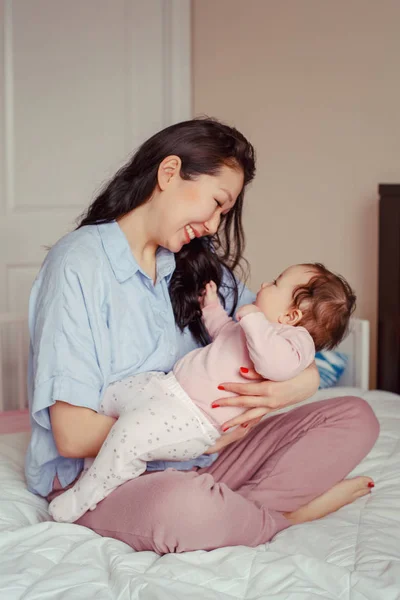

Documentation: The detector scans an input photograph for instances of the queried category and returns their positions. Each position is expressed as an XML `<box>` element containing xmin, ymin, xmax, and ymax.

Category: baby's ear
<box><xmin>278</xmin><ymin>308</ymin><xmax>302</xmax><ymax>326</ymax></box>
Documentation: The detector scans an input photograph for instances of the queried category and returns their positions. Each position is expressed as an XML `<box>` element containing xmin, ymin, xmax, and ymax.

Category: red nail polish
<box><xmin>368</xmin><ymin>482</ymin><xmax>375</xmax><ymax>488</ymax></box>
<box><xmin>240</xmin><ymin>367</ymin><xmax>249</xmax><ymax>373</ymax></box>
<box><xmin>218</xmin><ymin>385</ymin><xmax>225</xmax><ymax>390</ymax></box>
<box><xmin>212</xmin><ymin>404</ymin><xmax>220</xmax><ymax>408</ymax></box>
<box><xmin>241</xmin><ymin>423</ymin><xmax>249</xmax><ymax>428</ymax></box>
<box><xmin>222</xmin><ymin>426</ymin><xmax>229</xmax><ymax>432</ymax></box>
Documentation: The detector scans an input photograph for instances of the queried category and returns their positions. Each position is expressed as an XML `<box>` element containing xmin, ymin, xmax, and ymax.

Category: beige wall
<box><xmin>193</xmin><ymin>0</ymin><xmax>400</xmax><ymax>386</ymax></box>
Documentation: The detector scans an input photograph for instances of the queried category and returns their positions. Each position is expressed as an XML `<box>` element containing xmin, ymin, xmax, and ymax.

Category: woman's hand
<box><xmin>204</xmin><ymin>424</ymin><xmax>255</xmax><ymax>454</ymax></box>
<box><xmin>214</xmin><ymin>362</ymin><xmax>320</xmax><ymax>432</ymax></box>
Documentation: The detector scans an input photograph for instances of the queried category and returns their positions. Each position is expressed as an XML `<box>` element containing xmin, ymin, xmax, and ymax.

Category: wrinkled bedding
<box><xmin>0</xmin><ymin>388</ymin><xmax>399</xmax><ymax>600</ymax></box>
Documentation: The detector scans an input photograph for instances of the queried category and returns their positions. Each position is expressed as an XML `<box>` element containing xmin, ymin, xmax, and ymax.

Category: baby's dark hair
<box><xmin>293</xmin><ymin>263</ymin><xmax>356</xmax><ymax>351</ymax></box>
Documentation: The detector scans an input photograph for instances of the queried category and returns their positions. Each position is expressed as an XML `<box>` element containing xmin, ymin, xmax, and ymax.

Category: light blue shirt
<box><xmin>25</xmin><ymin>221</ymin><xmax>255</xmax><ymax>496</ymax></box>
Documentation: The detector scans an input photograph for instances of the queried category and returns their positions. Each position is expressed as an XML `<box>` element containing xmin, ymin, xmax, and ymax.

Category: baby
<box><xmin>49</xmin><ymin>262</ymin><xmax>356</xmax><ymax>522</ymax></box>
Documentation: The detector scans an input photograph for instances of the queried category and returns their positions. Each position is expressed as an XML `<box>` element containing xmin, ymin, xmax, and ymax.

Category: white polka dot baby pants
<box><xmin>48</xmin><ymin>372</ymin><xmax>220</xmax><ymax>523</ymax></box>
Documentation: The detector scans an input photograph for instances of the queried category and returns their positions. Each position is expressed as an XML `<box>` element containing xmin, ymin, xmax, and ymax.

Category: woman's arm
<box><xmin>50</xmin><ymin>401</ymin><xmax>116</xmax><ymax>458</ymax></box>
<box><xmin>204</xmin><ymin>362</ymin><xmax>320</xmax><ymax>454</ymax></box>
<box><xmin>213</xmin><ymin>361</ymin><xmax>320</xmax><ymax>433</ymax></box>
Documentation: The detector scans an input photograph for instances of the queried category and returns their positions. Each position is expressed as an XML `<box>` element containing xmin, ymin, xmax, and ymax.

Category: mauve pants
<box><xmin>47</xmin><ymin>396</ymin><xmax>379</xmax><ymax>554</ymax></box>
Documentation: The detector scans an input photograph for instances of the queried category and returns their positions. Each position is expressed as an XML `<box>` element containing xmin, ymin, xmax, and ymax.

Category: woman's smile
<box><xmin>185</xmin><ymin>224</ymin><xmax>196</xmax><ymax>241</ymax></box>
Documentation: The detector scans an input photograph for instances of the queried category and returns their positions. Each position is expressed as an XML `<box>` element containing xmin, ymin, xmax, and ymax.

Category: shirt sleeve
<box><xmin>29</xmin><ymin>248</ymin><xmax>108</xmax><ymax>430</ymax></box>
<box><xmin>239</xmin><ymin>312</ymin><xmax>316</xmax><ymax>381</ymax></box>
<box><xmin>201</xmin><ymin>300</ymin><xmax>235</xmax><ymax>340</ymax></box>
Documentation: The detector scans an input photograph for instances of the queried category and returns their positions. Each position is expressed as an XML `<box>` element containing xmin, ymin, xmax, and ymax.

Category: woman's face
<box><xmin>155</xmin><ymin>157</ymin><xmax>244</xmax><ymax>253</ymax></box>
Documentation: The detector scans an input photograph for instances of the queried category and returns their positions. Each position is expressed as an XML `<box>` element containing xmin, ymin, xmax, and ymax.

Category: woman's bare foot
<box><xmin>283</xmin><ymin>476</ymin><xmax>374</xmax><ymax>525</ymax></box>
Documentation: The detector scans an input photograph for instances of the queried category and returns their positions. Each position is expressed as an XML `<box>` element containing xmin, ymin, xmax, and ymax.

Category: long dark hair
<box><xmin>77</xmin><ymin>117</ymin><xmax>256</xmax><ymax>344</ymax></box>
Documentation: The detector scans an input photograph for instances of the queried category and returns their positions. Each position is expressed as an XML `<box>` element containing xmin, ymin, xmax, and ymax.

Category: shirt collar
<box><xmin>97</xmin><ymin>221</ymin><xmax>175</xmax><ymax>284</ymax></box>
<box><xmin>156</xmin><ymin>246</ymin><xmax>176</xmax><ymax>284</ymax></box>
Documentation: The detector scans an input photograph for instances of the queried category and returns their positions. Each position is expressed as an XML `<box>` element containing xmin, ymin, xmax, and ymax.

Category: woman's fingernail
<box><xmin>368</xmin><ymin>482</ymin><xmax>375</xmax><ymax>488</ymax></box>
<box><xmin>218</xmin><ymin>385</ymin><xmax>225</xmax><ymax>390</ymax></box>
<box><xmin>212</xmin><ymin>404</ymin><xmax>220</xmax><ymax>408</ymax></box>
<box><xmin>222</xmin><ymin>426</ymin><xmax>230</xmax><ymax>432</ymax></box>
<box><xmin>240</xmin><ymin>367</ymin><xmax>249</xmax><ymax>373</ymax></box>
<box><xmin>241</xmin><ymin>423</ymin><xmax>249</xmax><ymax>428</ymax></box>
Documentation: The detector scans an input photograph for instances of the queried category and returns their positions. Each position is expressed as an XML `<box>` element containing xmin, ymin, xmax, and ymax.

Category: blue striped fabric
<box><xmin>315</xmin><ymin>350</ymin><xmax>348</xmax><ymax>389</ymax></box>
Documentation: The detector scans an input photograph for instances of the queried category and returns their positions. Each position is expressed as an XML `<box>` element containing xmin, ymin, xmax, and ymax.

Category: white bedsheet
<box><xmin>0</xmin><ymin>388</ymin><xmax>399</xmax><ymax>600</ymax></box>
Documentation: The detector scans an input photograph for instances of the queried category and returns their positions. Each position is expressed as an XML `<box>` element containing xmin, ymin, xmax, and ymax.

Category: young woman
<box><xmin>27</xmin><ymin>118</ymin><xmax>379</xmax><ymax>553</ymax></box>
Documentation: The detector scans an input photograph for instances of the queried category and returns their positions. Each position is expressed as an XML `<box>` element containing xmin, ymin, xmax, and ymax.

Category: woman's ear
<box><xmin>157</xmin><ymin>155</ymin><xmax>182</xmax><ymax>190</ymax></box>
<box><xmin>278</xmin><ymin>308</ymin><xmax>302</xmax><ymax>326</ymax></box>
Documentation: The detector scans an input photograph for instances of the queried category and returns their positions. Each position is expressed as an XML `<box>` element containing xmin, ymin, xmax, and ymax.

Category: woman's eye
<box><xmin>214</xmin><ymin>199</ymin><xmax>222</xmax><ymax>207</ymax></box>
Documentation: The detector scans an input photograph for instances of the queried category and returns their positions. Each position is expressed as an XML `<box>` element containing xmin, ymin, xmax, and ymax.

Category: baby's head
<box><xmin>255</xmin><ymin>263</ymin><xmax>356</xmax><ymax>351</ymax></box>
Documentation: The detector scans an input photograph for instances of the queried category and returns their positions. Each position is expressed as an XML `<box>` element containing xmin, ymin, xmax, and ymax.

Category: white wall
<box><xmin>0</xmin><ymin>0</ymin><xmax>191</xmax><ymax>410</ymax></box>
<box><xmin>193</xmin><ymin>0</ymin><xmax>400</xmax><ymax>386</ymax></box>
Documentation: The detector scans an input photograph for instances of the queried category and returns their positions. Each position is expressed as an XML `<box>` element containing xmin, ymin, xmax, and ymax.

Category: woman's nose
<box><xmin>204</xmin><ymin>212</ymin><xmax>221</xmax><ymax>235</ymax></box>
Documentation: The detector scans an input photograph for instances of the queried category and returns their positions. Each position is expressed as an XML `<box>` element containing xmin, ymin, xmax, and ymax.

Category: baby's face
<box><xmin>255</xmin><ymin>265</ymin><xmax>314</xmax><ymax>323</ymax></box>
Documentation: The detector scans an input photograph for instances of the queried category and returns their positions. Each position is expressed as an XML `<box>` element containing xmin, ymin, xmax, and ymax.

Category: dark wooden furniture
<box><xmin>377</xmin><ymin>184</ymin><xmax>400</xmax><ymax>393</ymax></box>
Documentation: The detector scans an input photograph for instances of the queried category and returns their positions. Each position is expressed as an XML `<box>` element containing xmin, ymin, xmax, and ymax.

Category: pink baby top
<box><xmin>173</xmin><ymin>301</ymin><xmax>315</xmax><ymax>430</ymax></box>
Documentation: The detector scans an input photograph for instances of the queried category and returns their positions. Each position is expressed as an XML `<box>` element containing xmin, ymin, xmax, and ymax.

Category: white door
<box><xmin>0</xmin><ymin>0</ymin><xmax>191</xmax><ymax>410</ymax></box>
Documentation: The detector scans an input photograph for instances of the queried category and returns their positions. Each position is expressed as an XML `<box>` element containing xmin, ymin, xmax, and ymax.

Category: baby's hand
<box><xmin>236</xmin><ymin>304</ymin><xmax>261</xmax><ymax>321</ymax></box>
<box><xmin>200</xmin><ymin>281</ymin><xmax>219</xmax><ymax>308</ymax></box>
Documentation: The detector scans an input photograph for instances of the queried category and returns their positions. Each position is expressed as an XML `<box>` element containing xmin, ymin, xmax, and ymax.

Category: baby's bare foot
<box><xmin>284</xmin><ymin>476</ymin><xmax>374</xmax><ymax>525</ymax></box>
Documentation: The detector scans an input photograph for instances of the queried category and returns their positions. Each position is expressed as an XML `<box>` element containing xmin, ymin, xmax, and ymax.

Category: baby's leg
<box><xmin>49</xmin><ymin>373</ymin><xmax>154</xmax><ymax>523</ymax></box>
<box><xmin>81</xmin><ymin>373</ymin><xmax>161</xmax><ymax>473</ymax></box>
<box><xmin>99</xmin><ymin>372</ymin><xmax>159</xmax><ymax>417</ymax></box>
<box><xmin>49</xmin><ymin>412</ymin><xmax>147</xmax><ymax>522</ymax></box>
<box><xmin>48</xmin><ymin>381</ymin><xmax>219</xmax><ymax>523</ymax></box>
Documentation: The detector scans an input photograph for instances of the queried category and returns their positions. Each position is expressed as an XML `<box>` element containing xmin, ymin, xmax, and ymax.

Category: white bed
<box><xmin>0</xmin><ymin>318</ymin><xmax>399</xmax><ymax>600</ymax></box>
